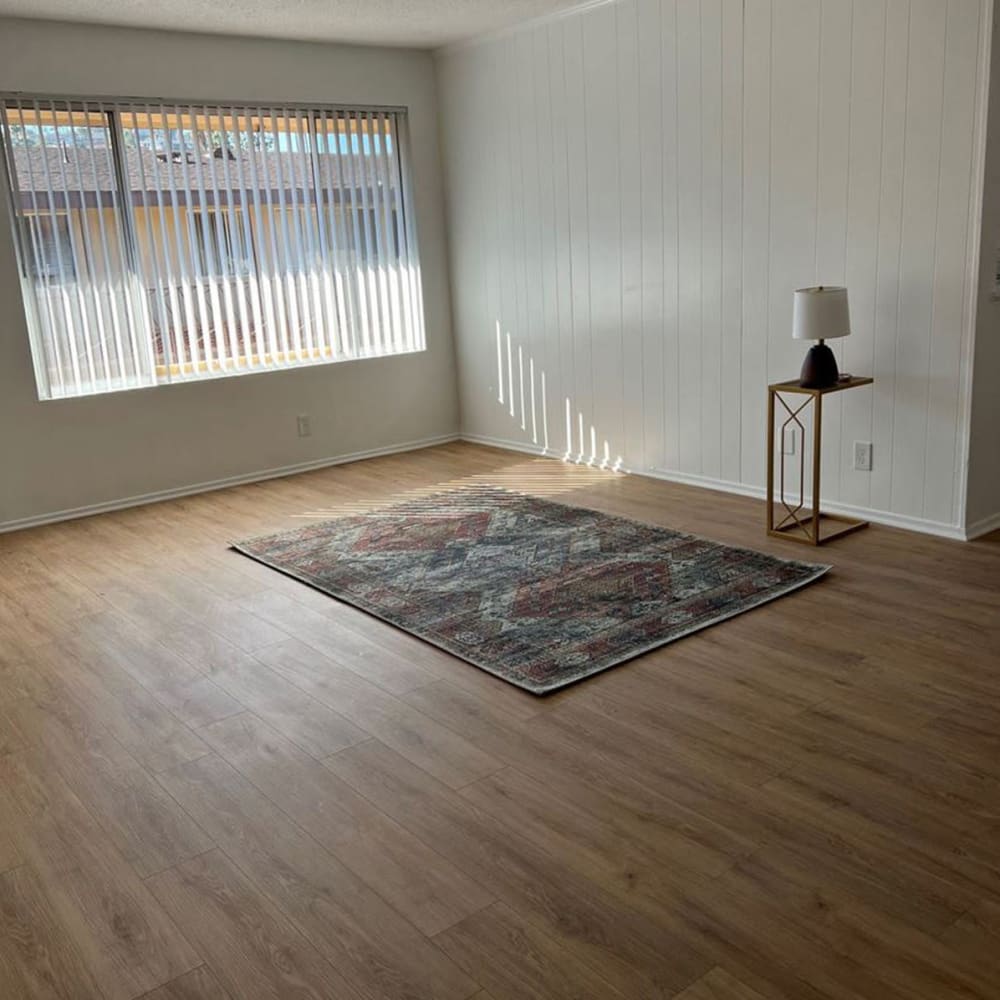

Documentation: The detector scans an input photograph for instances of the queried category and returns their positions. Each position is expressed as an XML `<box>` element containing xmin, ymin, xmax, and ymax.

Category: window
<box><xmin>190</xmin><ymin>209</ymin><xmax>255</xmax><ymax>278</ymax></box>
<box><xmin>0</xmin><ymin>98</ymin><xmax>424</xmax><ymax>399</ymax></box>
<box><xmin>24</xmin><ymin>214</ymin><xmax>76</xmax><ymax>280</ymax></box>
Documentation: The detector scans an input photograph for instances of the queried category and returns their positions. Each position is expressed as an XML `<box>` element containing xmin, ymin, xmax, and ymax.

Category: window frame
<box><xmin>0</xmin><ymin>92</ymin><xmax>425</xmax><ymax>401</ymax></box>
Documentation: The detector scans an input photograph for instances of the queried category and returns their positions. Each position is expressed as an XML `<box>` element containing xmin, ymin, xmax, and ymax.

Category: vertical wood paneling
<box><xmin>700</xmin><ymin>0</ymin><xmax>724</xmax><ymax>480</ymax></box>
<box><xmin>815</xmin><ymin>0</ymin><xmax>853</xmax><ymax>500</ymax></box>
<box><xmin>924</xmin><ymin>0</ymin><xmax>980</xmax><ymax>524</ymax></box>
<box><xmin>507</xmin><ymin>33</ymin><xmax>528</xmax><ymax>433</ymax></box>
<box><xmin>768</xmin><ymin>0</ymin><xmax>821</xmax><ymax>383</ymax></box>
<box><xmin>660</xmin><ymin>0</ymin><xmax>681</xmax><ymax>472</ymax></box>
<box><xmin>740</xmin><ymin>0</ymin><xmax>772</xmax><ymax>488</ymax></box>
<box><xmin>438</xmin><ymin>0</ymin><xmax>988</xmax><ymax>532</ymax></box>
<box><xmin>619</xmin><ymin>0</ymin><xmax>644</xmax><ymax>471</ymax></box>
<box><xmin>890</xmin><ymin>0</ymin><xmax>948</xmax><ymax>517</ymax></box>
<box><xmin>720</xmin><ymin>0</ymin><xmax>744</xmax><ymax>484</ymax></box>
<box><xmin>869</xmin><ymin>0</ymin><xmax>911</xmax><ymax>512</ymax></box>
<box><xmin>637</xmin><ymin>0</ymin><xmax>666</xmax><ymax>471</ymax></box>
<box><xmin>676</xmin><ymin>0</ymin><xmax>704</xmax><ymax>474</ymax></box>
<box><xmin>489</xmin><ymin>36</ymin><xmax>519</xmax><ymax>428</ymax></box>
<box><xmin>563</xmin><ymin>17</ymin><xmax>593</xmax><ymax>459</ymax></box>
<box><xmin>583</xmin><ymin>4</ymin><xmax>624</xmax><ymax>466</ymax></box>
<box><xmin>547</xmin><ymin>22</ymin><xmax>575</xmax><ymax>456</ymax></box>
<box><xmin>517</xmin><ymin>32</ymin><xmax>542</xmax><ymax>446</ymax></box>
<box><xmin>767</xmin><ymin>0</ymin><xmax>821</xmax><ymax>502</ymax></box>
<box><xmin>841</xmin><ymin>0</ymin><xmax>888</xmax><ymax>511</ymax></box>
<box><xmin>533</xmin><ymin>27</ymin><xmax>559</xmax><ymax>455</ymax></box>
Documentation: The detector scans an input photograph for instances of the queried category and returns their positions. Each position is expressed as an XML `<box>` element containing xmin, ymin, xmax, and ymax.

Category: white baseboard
<box><xmin>0</xmin><ymin>432</ymin><xmax>461</xmax><ymax>536</ymax></box>
<box><xmin>460</xmin><ymin>431</ymin><xmax>968</xmax><ymax>542</ymax></box>
<box><xmin>3</xmin><ymin>427</ymin><xmax>977</xmax><ymax>543</ymax></box>
<box><xmin>966</xmin><ymin>510</ymin><xmax>1000</xmax><ymax>540</ymax></box>
<box><xmin>460</xmin><ymin>432</ymin><xmax>566</xmax><ymax>462</ymax></box>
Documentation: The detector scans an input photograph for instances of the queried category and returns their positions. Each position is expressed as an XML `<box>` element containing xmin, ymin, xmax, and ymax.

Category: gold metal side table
<box><xmin>766</xmin><ymin>376</ymin><xmax>873</xmax><ymax>545</ymax></box>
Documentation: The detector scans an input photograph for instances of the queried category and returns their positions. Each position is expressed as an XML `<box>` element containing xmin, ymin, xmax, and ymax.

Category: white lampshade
<box><xmin>792</xmin><ymin>286</ymin><xmax>851</xmax><ymax>341</ymax></box>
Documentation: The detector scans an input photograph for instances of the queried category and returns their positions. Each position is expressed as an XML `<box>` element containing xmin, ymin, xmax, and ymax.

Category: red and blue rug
<box><xmin>233</xmin><ymin>486</ymin><xmax>829</xmax><ymax>694</ymax></box>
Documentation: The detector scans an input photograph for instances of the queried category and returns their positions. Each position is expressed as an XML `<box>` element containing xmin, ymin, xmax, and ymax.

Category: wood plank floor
<box><xmin>1</xmin><ymin>440</ymin><xmax>998</xmax><ymax>999</ymax></box>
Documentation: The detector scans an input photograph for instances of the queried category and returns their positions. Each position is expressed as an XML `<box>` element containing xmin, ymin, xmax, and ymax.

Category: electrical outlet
<box><xmin>782</xmin><ymin>427</ymin><xmax>797</xmax><ymax>456</ymax></box>
<box><xmin>296</xmin><ymin>414</ymin><xmax>311</xmax><ymax>438</ymax></box>
<box><xmin>854</xmin><ymin>440</ymin><xmax>873</xmax><ymax>472</ymax></box>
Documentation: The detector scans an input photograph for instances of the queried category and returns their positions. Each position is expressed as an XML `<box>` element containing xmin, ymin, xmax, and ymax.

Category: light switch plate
<box><xmin>782</xmin><ymin>427</ymin><xmax>797</xmax><ymax>456</ymax></box>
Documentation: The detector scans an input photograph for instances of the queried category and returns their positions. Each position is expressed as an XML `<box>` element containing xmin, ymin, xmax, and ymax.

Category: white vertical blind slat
<box><xmin>283</xmin><ymin>107</ymin><xmax>320</xmax><ymax>359</ymax></box>
<box><xmin>100</xmin><ymin>100</ymin><xmax>156</xmax><ymax>384</ymax></box>
<box><xmin>137</xmin><ymin>101</ymin><xmax>193</xmax><ymax>373</ymax></box>
<box><xmin>319</xmin><ymin>108</ymin><xmax>360</xmax><ymax>356</ymax></box>
<box><xmin>7</xmin><ymin>102</ymin><xmax>65</xmax><ymax>395</ymax></box>
<box><xmin>162</xmin><ymin>104</ymin><xmax>211</xmax><ymax>373</ymax></box>
<box><xmin>359</xmin><ymin>112</ymin><xmax>388</xmax><ymax>354</ymax></box>
<box><xmin>318</xmin><ymin>111</ymin><xmax>353</xmax><ymax>357</ymax></box>
<box><xmin>353</xmin><ymin>112</ymin><xmax>386</xmax><ymax>354</ymax></box>
<box><xmin>261</xmin><ymin>107</ymin><xmax>305</xmax><ymax>360</ymax></box>
<box><xmin>395</xmin><ymin>111</ymin><xmax>425</xmax><ymax>352</ymax></box>
<box><xmin>209</xmin><ymin>106</ymin><xmax>255</xmax><ymax>366</ymax></box>
<box><xmin>195</xmin><ymin>103</ymin><xmax>242</xmax><ymax>370</ymax></box>
<box><xmin>178</xmin><ymin>104</ymin><xmax>225</xmax><ymax>372</ymax></box>
<box><xmin>301</xmin><ymin>110</ymin><xmax>341</xmax><ymax>358</ymax></box>
<box><xmin>0</xmin><ymin>105</ymin><xmax>51</xmax><ymax>396</ymax></box>
<box><xmin>339</xmin><ymin>112</ymin><xmax>375</xmax><ymax>354</ymax></box>
<box><xmin>238</xmin><ymin>107</ymin><xmax>285</xmax><ymax>363</ymax></box>
<box><xmin>255</xmin><ymin>106</ymin><xmax>302</xmax><ymax>361</ymax></box>
<box><xmin>81</xmin><ymin>104</ymin><xmax>130</xmax><ymax>384</ymax></box>
<box><xmin>221</xmin><ymin>109</ymin><xmax>267</xmax><ymax>364</ymax></box>
<box><xmin>374</xmin><ymin>112</ymin><xmax>401</xmax><ymax>354</ymax></box>
<box><xmin>51</xmin><ymin>104</ymin><xmax>100</xmax><ymax>387</ymax></box>
<box><xmin>31</xmin><ymin>100</ymin><xmax>85</xmax><ymax>390</ymax></box>
<box><xmin>124</xmin><ymin>105</ymin><xmax>173</xmax><ymax>375</ymax></box>
<box><xmin>65</xmin><ymin>103</ymin><xmax>115</xmax><ymax>386</ymax></box>
<box><xmin>373</xmin><ymin>112</ymin><xmax>405</xmax><ymax>353</ymax></box>
<box><xmin>291</xmin><ymin>109</ymin><xmax>332</xmax><ymax>359</ymax></box>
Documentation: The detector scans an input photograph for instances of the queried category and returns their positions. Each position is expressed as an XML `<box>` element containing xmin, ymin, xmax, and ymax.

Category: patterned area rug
<box><xmin>233</xmin><ymin>486</ymin><xmax>829</xmax><ymax>694</ymax></box>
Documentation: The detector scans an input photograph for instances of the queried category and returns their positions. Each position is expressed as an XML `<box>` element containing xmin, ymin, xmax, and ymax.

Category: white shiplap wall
<box><xmin>438</xmin><ymin>0</ymin><xmax>989</xmax><ymax>534</ymax></box>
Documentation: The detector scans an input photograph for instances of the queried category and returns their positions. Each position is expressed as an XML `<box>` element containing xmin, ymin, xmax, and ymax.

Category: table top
<box><xmin>769</xmin><ymin>376</ymin><xmax>873</xmax><ymax>395</ymax></box>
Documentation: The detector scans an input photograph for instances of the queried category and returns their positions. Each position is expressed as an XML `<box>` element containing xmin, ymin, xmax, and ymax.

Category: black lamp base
<box><xmin>799</xmin><ymin>341</ymin><xmax>840</xmax><ymax>389</ymax></box>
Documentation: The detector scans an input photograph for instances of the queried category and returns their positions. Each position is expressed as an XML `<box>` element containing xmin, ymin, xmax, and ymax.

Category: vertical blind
<box><xmin>0</xmin><ymin>97</ymin><xmax>425</xmax><ymax>400</ymax></box>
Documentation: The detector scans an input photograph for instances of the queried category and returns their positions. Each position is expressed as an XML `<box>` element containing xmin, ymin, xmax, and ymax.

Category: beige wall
<box><xmin>0</xmin><ymin>17</ymin><xmax>458</xmax><ymax>527</ymax></box>
<box><xmin>967</xmin><ymin>1</ymin><xmax>1000</xmax><ymax>535</ymax></box>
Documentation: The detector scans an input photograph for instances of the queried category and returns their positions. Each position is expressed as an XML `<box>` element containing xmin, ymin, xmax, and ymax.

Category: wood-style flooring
<box><xmin>0</xmin><ymin>441</ymin><xmax>998</xmax><ymax>999</ymax></box>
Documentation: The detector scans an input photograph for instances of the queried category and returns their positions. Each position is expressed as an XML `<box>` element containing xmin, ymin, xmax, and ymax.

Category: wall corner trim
<box><xmin>955</xmin><ymin>0</ymin><xmax>997</xmax><ymax>532</ymax></box>
<box><xmin>965</xmin><ymin>509</ymin><xmax>1000</xmax><ymax>540</ymax></box>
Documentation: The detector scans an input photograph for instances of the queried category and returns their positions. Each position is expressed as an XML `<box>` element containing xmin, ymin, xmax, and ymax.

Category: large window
<box><xmin>0</xmin><ymin>98</ymin><xmax>425</xmax><ymax>399</ymax></box>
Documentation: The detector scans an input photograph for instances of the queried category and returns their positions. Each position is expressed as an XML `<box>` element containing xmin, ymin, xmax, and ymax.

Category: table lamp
<box><xmin>793</xmin><ymin>286</ymin><xmax>850</xmax><ymax>388</ymax></box>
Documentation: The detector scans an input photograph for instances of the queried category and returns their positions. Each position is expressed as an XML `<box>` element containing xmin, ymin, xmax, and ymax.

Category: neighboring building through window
<box><xmin>23</xmin><ymin>214</ymin><xmax>76</xmax><ymax>280</ymax></box>
<box><xmin>190</xmin><ymin>209</ymin><xmax>255</xmax><ymax>277</ymax></box>
<box><xmin>0</xmin><ymin>99</ymin><xmax>424</xmax><ymax>399</ymax></box>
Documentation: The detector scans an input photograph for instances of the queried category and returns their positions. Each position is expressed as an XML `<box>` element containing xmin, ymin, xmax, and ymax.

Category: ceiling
<box><xmin>0</xmin><ymin>0</ymin><xmax>591</xmax><ymax>48</ymax></box>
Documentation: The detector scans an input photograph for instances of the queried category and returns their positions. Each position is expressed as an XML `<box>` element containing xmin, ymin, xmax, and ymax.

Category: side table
<box><xmin>766</xmin><ymin>376</ymin><xmax>873</xmax><ymax>545</ymax></box>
